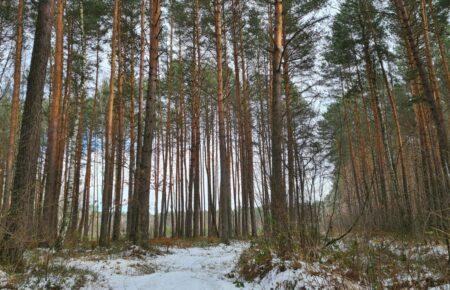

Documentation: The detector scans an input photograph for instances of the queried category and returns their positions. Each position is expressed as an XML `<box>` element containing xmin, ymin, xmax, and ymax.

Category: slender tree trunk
<box><xmin>100</xmin><ymin>0</ymin><xmax>121</xmax><ymax>247</ymax></box>
<box><xmin>214</xmin><ymin>0</ymin><xmax>231</xmax><ymax>242</ymax></box>
<box><xmin>40</xmin><ymin>0</ymin><xmax>64</xmax><ymax>245</ymax></box>
<box><xmin>192</xmin><ymin>0</ymin><xmax>201</xmax><ymax>238</ymax></box>
<box><xmin>127</xmin><ymin>46</ymin><xmax>136</xmax><ymax>239</ymax></box>
<box><xmin>361</xmin><ymin>33</ymin><xmax>389</xmax><ymax>218</ymax></box>
<box><xmin>205</xmin><ymin>94</ymin><xmax>218</xmax><ymax>237</ymax></box>
<box><xmin>153</xmin><ymin>122</ymin><xmax>161</xmax><ymax>238</ymax></box>
<box><xmin>58</xmin><ymin>140</ymin><xmax>72</xmax><ymax>245</ymax></box>
<box><xmin>256</xmin><ymin>48</ymin><xmax>271</xmax><ymax>236</ymax></box>
<box><xmin>230</xmin><ymin>0</ymin><xmax>247</xmax><ymax>238</ymax></box>
<box><xmin>282</xmin><ymin>19</ymin><xmax>296</xmax><ymax>231</ymax></box>
<box><xmin>375</xmin><ymin>48</ymin><xmax>412</xmax><ymax>228</ymax></box>
<box><xmin>241</xmin><ymin>51</ymin><xmax>257</xmax><ymax>238</ymax></box>
<box><xmin>68</xmin><ymin>3</ymin><xmax>87</xmax><ymax>240</ymax></box>
<box><xmin>54</xmin><ymin>21</ymin><xmax>74</xmax><ymax>245</ymax></box>
<box><xmin>68</xmin><ymin>89</ymin><xmax>85</xmax><ymax>240</ymax></box>
<box><xmin>159</xmin><ymin>14</ymin><xmax>173</xmax><ymax>237</ymax></box>
<box><xmin>135</xmin><ymin>0</ymin><xmax>161</xmax><ymax>244</ymax></box>
<box><xmin>3</xmin><ymin>0</ymin><xmax>25</xmax><ymax>212</ymax></box>
<box><xmin>79</xmin><ymin>34</ymin><xmax>100</xmax><ymax>239</ymax></box>
<box><xmin>342</xmin><ymin>99</ymin><xmax>362</xmax><ymax>209</ymax></box>
<box><xmin>271</xmin><ymin>0</ymin><xmax>291</xmax><ymax>254</ymax></box>
<box><xmin>130</xmin><ymin>0</ymin><xmax>146</xmax><ymax>242</ymax></box>
<box><xmin>112</xmin><ymin>48</ymin><xmax>125</xmax><ymax>242</ymax></box>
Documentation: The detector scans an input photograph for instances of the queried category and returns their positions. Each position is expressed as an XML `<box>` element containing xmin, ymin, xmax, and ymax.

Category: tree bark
<box><xmin>68</xmin><ymin>3</ymin><xmax>87</xmax><ymax>240</ymax></box>
<box><xmin>3</xmin><ymin>0</ymin><xmax>25</xmax><ymax>212</ymax></box>
<box><xmin>100</xmin><ymin>0</ymin><xmax>121</xmax><ymax>247</ymax></box>
<box><xmin>135</xmin><ymin>0</ymin><xmax>161</xmax><ymax>244</ymax></box>
<box><xmin>159</xmin><ymin>13</ymin><xmax>173</xmax><ymax>237</ymax></box>
<box><xmin>127</xmin><ymin>45</ymin><xmax>137</xmax><ymax>239</ymax></box>
<box><xmin>112</xmin><ymin>48</ymin><xmax>125</xmax><ymax>242</ymax></box>
<box><xmin>282</xmin><ymin>18</ymin><xmax>296</xmax><ymax>231</ymax></box>
<box><xmin>0</xmin><ymin>0</ymin><xmax>53</xmax><ymax>265</ymax></box>
<box><xmin>129</xmin><ymin>0</ymin><xmax>146</xmax><ymax>242</ymax></box>
<box><xmin>79</xmin><ymin>32</ymin><xmax>100</xmax><ymax>239</ymax></box>
<box><xmin>214</xmin><ymin>0</ymin><xmax>232</xmax><ymax>242</ymax></box>
<box><xmin>271</xmin><ymin>0</ymin><xmax>291</xmax><ymax>254</ymax></box>
<box><xmin>192</xmin><ymin>0</ymin><xmax>201</xmax><ymax>238</ymax></box>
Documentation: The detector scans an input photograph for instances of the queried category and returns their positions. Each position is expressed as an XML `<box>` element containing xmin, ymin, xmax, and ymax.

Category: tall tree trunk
<box><xmin>127</xmin><ymin>46</ymin><xmax>136</xmax><ymax>239</ymax></box>
<box><xmin>205</xmin><ymin>90</ymin><xmax>218</xmax><ymax>237</ymax></box>
<box><xmin>54</xmin><ymin>21</ymin><xmax>74</xmax><ymax>245</ymax></box>
<box><xmin>360</xmin><ymin>30</ymin><xmax>389</xmax><ymax>218</ymax></box>
<box><xmin>112</xmin><ymin>49</ymin><xmax>125</xmax><ymax>242</ymax></box>
<box><xmin>129</xmin><ymin>0</ymin><xmax>146</xmax><ymax>242</ymax></box>
<box><xmin>40</xmin><ymin>0</ymin><xmax>64</xmax><ymax>245</ymax></box>
<box><xmin>79</xmin><ymin>32</ymin><xmax>100</xmax><ymax>239</ymax></box>
<box><xmin>230</xmin><ymin>0</ymin><xmax>247</xmax><ymax>238</ymax></box>
<box><xmin>58</xmin><ymin>140</ymin><xmax>72</xmax><ymax>245</ymax></box>
<box><xmin>282</xmin><ymin>18</ymin><xmax>296</xmax><ymax>231</ymax></box>
<box><xmin>271</xmin><ymin>0</ymin><xmax>291</xmax><ymax>254</ymax></box>
<box><xmin>68</xmin><ymin>89</ymin><xmax>85</xmax><ymax>240</ymax></box>
<box><xmin>375</xmin><ymin>47</ymin><xmax>412</xmax><ymax>228</ymax></box>
<box><xmin>135</xmin><ymin>0</ymin><xmax>161</xmax><ymax>244</ymax></box>
<box><xmin>159</xmin><ymin>14</ymin><xmax>173</xmax><ymax>237</ymax></box>
<box><xmin>192</xmin><ymin>0</ymin><xmax>201</xmax><ymax>238</ymax></box>
<box><xmin>214</xmin><ymin>0</ymin><xmax>231</xmax><ymax>242</ymax></box>
<box><xmin>3</xmin><ymin>0</ymin><xmax>25</xmax><ymax>212</ymax></box>
<box><xmin>153</xmin><ymin>122</ymin><xmax>161</xmax><ymax>238</ymax></box>
<box><xmin>68</xmin><ymin>3</ymin><xmax>87</xmax><ymax>240</ymax></box>
<box><xmin>100</xmin><ymin>0</ymin><xmax>121</xmax><ymax>247</ymax></box>
<box><xmin>240</xmin><ymin>45</ymin><xmax>257</xmax><ymax>238</ymax></box>
<box><xmin>0</xmin><ymin>0</ymin><xmax>53</xmax><ymax>265</ymax></box>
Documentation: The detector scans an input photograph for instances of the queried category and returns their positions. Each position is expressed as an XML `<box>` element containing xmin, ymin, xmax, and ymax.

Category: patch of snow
<box><xmin>430</xmin><ymin>284</ymin><xmax>450</xmax><ymax>290</ymax></box>
<box><xmin>0</xmin><ymin>270</ymin><xmax>9</xmax><ymax>288</ymax></box>
<box><xmin>18</xmin><ymin>267</ymin><xmax>98</xmax><ymax>290</ymax></box>
<box><xmin>70</xmin><ymin>242</ymin><xmax>249</xmax><ymax>289</ymax></box>
<box><xmin>21</xmin><ymin>275</ymin><xmax>76</xmax><ymax>290</ymax></box>
<box><xmin>246</xmin><ymin>259</ymin><xmax>362</xmax><ymax>289</ymax></box>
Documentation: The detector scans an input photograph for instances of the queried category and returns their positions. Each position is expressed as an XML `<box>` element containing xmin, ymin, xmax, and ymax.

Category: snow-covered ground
<box><xmin>5</xmin><ymin>240</ymin><xmax>449</xmax><ymax>289</ymax></box>
<box><xmin>65</xmin><ymin>242</ymin><xmax>357</xmax><ymax>289</ymax></box>
<box><xmin>73</xmin><ymin>242</ymin><xmax>248</xmax><ymax>289</ymax></box>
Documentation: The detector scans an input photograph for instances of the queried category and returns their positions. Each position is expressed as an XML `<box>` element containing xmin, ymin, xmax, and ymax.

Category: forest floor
<box><xmin>238</xmin><ymin>235</ymin><xmax>450</xmax><ymax>289</ymax></box>
<box><xmin>1</xmin><ymin>236</ymin><xmax>449</xmax><ymax>289</ymax></box>
<box><xmin>1</xmin><ymin>240</ymin><xmax>250</xmax><ymax>289</ymax></box>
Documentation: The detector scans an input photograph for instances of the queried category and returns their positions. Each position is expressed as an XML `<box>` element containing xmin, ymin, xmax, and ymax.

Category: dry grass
<box><xmin>2</xmin><ymin>249</ymin><xmax>99</xmax><ymax>289</ymax></box>
<box><xmin>237</xmin><ymin>235</ymin><xmax>450</xmax><ymax>288</ymax></box>
<box><xmin>321</xmin><ymin>236</ymin><xmax>450</xmax><ymax>288</ymax></box>
<box><xmin>149</xmin><ymin>236</ymin><xmax>221</xmax><ymax>249</ymax></box>
<box><xmin>238</xmin><ymin>240</ymin><xmax>274</xmax><ymax>281</ymax></box>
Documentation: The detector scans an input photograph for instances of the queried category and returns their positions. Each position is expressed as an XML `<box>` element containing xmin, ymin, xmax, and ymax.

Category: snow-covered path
<box><xmin>75</xmin><ymin>242</ymin><xmax>248</xmax><ymax>290</ymax></box>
